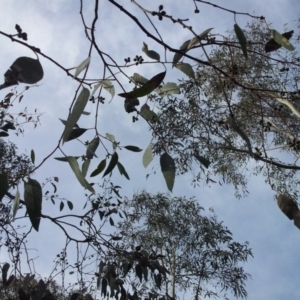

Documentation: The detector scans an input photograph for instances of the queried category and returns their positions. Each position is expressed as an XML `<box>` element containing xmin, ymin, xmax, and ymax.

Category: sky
<box><xmin>1</xmin><ymin>0</ymin><xmax>300</xmax><ymax>299</ymax></box>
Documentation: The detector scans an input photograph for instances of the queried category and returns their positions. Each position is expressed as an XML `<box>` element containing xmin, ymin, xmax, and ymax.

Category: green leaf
<box><xmin>142</xmin><ymin>42</ymin><xmax>160</xmax><ymax>61</ymax></box>
<box><xmin>175</xmin><ymin>63</ymin><xmax>195</xmax><ymax>79</ymax></box>
<box><xmin>131</xmin><ymin>73</ymin><xmax>149</xmax><ymax>85</ymax></box>
<box><xmin>74</xmin><ymin>57</ymin><xmax>91</xmax><ymax>78</ymax></box>
<box><xmin>106</xmin><ymin>133</ymin><xmax>117</xmax><ymax>150</ymax></box>
<box><xmin>270</xmin><ymin>29</ymin><xmax>295</xmax><ymax>51</ymax></box>
<box><xmin>91</xmin><ymin>79</ymin><xmax>115</xmax><ymax>100</ymax></box>
<box><xmin>81</xmin><ymin>159</ymin><xmax>90</xmax><ymax>177</ymax></box>
<box><xmin>67</xmin><ymin>201</ymin><xmax>73</xmax><ymax>210</ymax></box>
<box><xmin>99</xmin><ymin>210</ymin><xmax>105</xmax><ymax>220</ymax></box>
<box><xmin>124</xmin><ymin>98</ymin><xmax>140</xmax><ymax>113</ymax></box>
<box><xmin>54</xmin><ymin>156</ymin><xmax>80</xmax><ymax>162</ymax></box>
<box><xmin>194</xmin><ymin>154</ymin><xmax>210</xmax><ymax>168</ymax></box>
<box><xmin>90</xmin><ymin>159</ymin><xmax>106</xmax><ymax>177</ymax></box>
<box><xmin>12</xmin><ymin>189</ymin><xmax>20</xmax><ymax>220</ymax></box>
<box><xmin>86</xmin><ymin>136</ymin><xmax>100</xmax><ymax>159</ymax></box>
<box><xmin>160</xmin><ymin>153</ymin><xmax>176</xmax><ymax>192</ymax></box>
<box><xmin>143</xmin><ymin>144</ymin><xmax>153</xmax><ymax>168</ymax></box>
<box><xmin>117</xmin><ymin>162</ymin><xmax>130</xmax><ymax>180</ymax></box>
<box><xmin>234</xmin><ymin>24</ymin><xmax>247</xmax><ymax>59</ymax></box>
<box><xmin>187</xmin><ymin>28</ymin><xmax>214</xmax><ymax>50</ymax></box>
<box><xmin>124</xmin><ymin>145</ymin><xmax>143</xmax><ymax>152</ymax></box>
<box><xmin>62</xmin><ymin>87</ymin><xmax>90</xmax><ymax>143</ymax></box>
<box><xmin>65</xmin><ymin>128</ymin><xmax>87</xmax><ymax>142</ymax></box>
<box><xmin>109</xmin><ymin>216</ymin><xmax>114</xmax><ymax>226</ymax></box>
<box><xmin>0</xmin><ymin>173</ymin><xmax>9</xmax><ymax>202</ymax></box>
<box><xmin>67</xmin><ymin>156</ymin><xmax>95</xmax><ymax>194</ymax></box>
<box><xmin>119</xmin><ymin>71</ymin><xmax>166</xmax><ymax>98</ymax></box>
<box><xmin>173</xmin><ymin>39</ymin><xmax>190</xmax><ymax>67</ymax></box>
<box><xmin>24</xmin><ymin>178</ymin><xmax>42</xmax><ymax>232</ymax></box>
<box><xmin>156</xmin><ymin>82</ymin><xmax>180</xmax><ymax>96</ymax></box>
<box><xmin>59</xmin><ymin>118</ymin><xmax>79</xmax><ymax>128</ymax></box>
<box><xmin>103</xmin><ymin>152</ymin><xmax>119</xmax><ymax>178</ymax></box>
<box><xmin>59</xmin><ymin>201</ymin><xmax>64</xmax><ymax>212</ymax></box>
<box><xmin>265</xmin><ymin>30</ymin><xmax>294</xmax><ymax>53</ymax></box>
<box><xmin>140</xmin><ymin>104</ymin><xmax>160</xmax><ymax>123</ymax></box>
<box><xmin>30</xmin><ymin>149</ymin><xmax>35</xmax><ymax>164</ymax></box>
<box><xmin>10</xmin><ymin>57</ymin><xmax>44</xmax><ymax>84</ymax></box>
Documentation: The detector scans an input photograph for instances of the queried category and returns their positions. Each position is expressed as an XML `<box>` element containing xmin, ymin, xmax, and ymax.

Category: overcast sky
<box><xmin>1</xmin><ymin>1</ymin><xmax>300</xmax><ymax>299</ymax></box>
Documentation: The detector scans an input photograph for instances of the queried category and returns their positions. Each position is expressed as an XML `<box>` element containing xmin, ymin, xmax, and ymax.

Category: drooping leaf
<box><xmin>194</xmin><ymin>154</ymin><xmax>210</xmax><ymax>168</ymax></box>
<box><xmin>124</xmin><ymin>145</ymin><xmax>143</xmax><ymax>152</ymax></box>
<box><xmin>103</xmin><ymin>152</ymin><xmax>119</xmax><ymax>178</ymax></box>
<box><xmin>106</xmin><ymin>133</ymin><xmax>117</xmax><ymax>150</ymax></box>
<box><xmin>0</xmin><ymin>173</ymin><xmax>9</xmax><ymax>202</ymax></box>
<box><xmin>173</xmin><ymin>39</ymin><xmax>190</xmax><ymax>67</ymax></box>
<box><xmin>65</xmin><ymin>128</ymin><xmax>87</xmax><ymax>142</ymax></box>
<box><xmin>156</xmin><ymin>82</ymin><xmax>181</xmax><ymax>96</ymax></box>
<box><xmin>59</xmin><ymin>201</ymin><xmax>64</xmax><ymax>212</ymax></box>
<box><xmin>86</xmin><ymin>136</ymin><xmax>100</xmax><ymax>159</ymax></box>
<box><xmin>117</xmin><ymin>162</ymin><xmax>130</xmax><ymax>180</ymax></box>
<box><xmin>54</xmin><ymin>156</ymin><xmax>80</xmax><ymax>162</ymax></box>
<box><xmin>109</xmin><ymin>216</ymin><xmax>114</xmax><ymax>226</ymax></box>
<box><xmin>2</xmin><ymin>263</ymin><xmax>10</xmax><ymax>284</ymax></box>
<box><xmin>67</xmin><ymin>201</ymin><xmax>73</xmax><ymax>210</ymax></box>
<box><xmin>90</xmin><ymin>159</ymin><xmax>106</xmax><ymax>177</ymax></box>
<box><xmin>160</xmin><ymin>153</ymin><xmax>176</xmax><ymax>192</ymax></box>
<box><xmin>140</xmin><ymin>104</ymin><xmax>160</xmax><ymax>123</ymax></box>
<box><xmin>270</xmin><ymin>29</ymin><xmax>295</xmax><ymax>51</ymax></box>
<box><xmin>265</xmin><ymin>30</ymin><xmax>294</xmax><ymax>53</ymax></box>
<box><xmin>131</xmin><ymin>73</ymin><xmax>149</xmax><ymax>85</ymax></box>
<box><xmin>91</xmin><ymin>80</ymin><xmax>115</xmax><ymax>100</ymax></box>
<box><xmin>101</xmin><ymin>278</ymin><xmax>107</xmax><ymax>296</ymax></box>
<box><xmin>175</xmin><ymin>63</ymin><xmax>195</xmax><ymax>79</ymax></box>
<box><xmin>82</xmin><ymin>159</ymin><xmax>91</xmax><ymax>177</ymax></box>
<box><xmin>74</xmin><ymin>57</ymin><xmax>91</xmax><ymax>78</ymax></box>
<box><xmin>8</xmin><ymin>57</ymin><xmax>44</xmax><ymax>84</ymax></box>
<box><xmin>119</xmin><ymin>71</ymin><xmax>166</xmax><ymax>98</ymax></box>
<box><xmin>234</xmin><ymin>24</ymin><xmax>247</xmax><ymax>59</ymax></box>
<box><xmin>63</xmin><ymin>87</ymin><xmax>90</xmax><ymax>143</ymax></box>
<box><xmin>12</xmin><ymin>189</ymin><xmax>20</xmax><ymax>220</ymax></box>
<box><xmin>187</xmin><ymin>28</ymin><xmax>214</xmax><ymax>50</ymax></box>
<box><xmin>24</xmin><ymin>178</ymin><xmax>42</xmax><ymax>231</ymax></box>
<box><xmin>154</xmin><ymin>273</ymin><xmax>162</xmax><ymax>290</ymax></box>
<box><xmin>99</xmin><ymin>210</ymin><xmax>105</xmax><ymax>220</ymax></box>
<box><xmin>142</xmin><ymin>42</ymin><xmax>160</xmax><ymax>61</ymax></box>
<box><xmin>30</xmin><ymin>149</ymin><xmax>35</xmax><ymax>164</ymax></box>
<box><xmin>143</xmin><ymin>144</ymin><xmax>153</xmax><ymax>168</ymax></box>
<box><xmin>135</xmin><ymin>264</ymin><xmax>143</xmax><ymax>283</ymax></box>
<box><xmin>67</xmin><ymin>156</ymin><xmax>95</xmax><ymax>194</ymax></box>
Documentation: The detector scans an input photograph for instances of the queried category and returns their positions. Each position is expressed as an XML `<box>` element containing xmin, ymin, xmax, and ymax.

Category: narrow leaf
<box><xmin>67</xmin><ymin>201</ymin><xmax>73</xmax><ymax>210</ymax></box>
<box><xmin>106</xmin><ymin>133</ymin><xmax>117</xmax><ymax>150</ymax></box>
<box><xmin>124</xmin><ymin>145</ymin><xmax>143</xmax><ymax>152</ymax></box>
<box><xmin>74</xmin><ymin>57</ymin><xmax>91</xmax><ymax>78</ymax></box>
<box><xmin>234</xmin><ymin>24</ymin><xmax>247</xmax><ymax>59</ymax></box>
<box><xmin>156</xmin><ymin>82</ymin><xmax>180</xmax><ymax>96</ymax></box>
<box><xmin>131</xmin><ymin>73</ymin><xmax>149</xmax><ymax>85</ymax></box>
<box><xmin>90</xmin><ymin>159</ymin><xmax>106</xmax><ymax>177</ymax></box>
<box><xmin>109</xmin><ymin>216</ymin><xmax>114</xmax><ymax>226</ymax></box>
<box><xmin>65</xmin><ymin>128</ymin><xmax>87</xmax><ymax>142</ymax></box>
<box><xmin>63</xmin><ymin>87</ymin><xmax>90</xmax><ymax>143</ymax></box>
<box><xmin>0</xmin><ymin>173</ymin><xmax>9</xmax><ymax>202</ymax></box>
<box><xmin>270</xmin><ymin>29</ymin><xmax>295</xmax><ymax>51</ymax></box>
<box><xmin>67</xmin><ymin>156</ymin><xmax>95</xmax><ymax>194</ymax></box>
<box><xmin>187</xmin><ymin>28</ymin><xmax>214</xmax><ymax>50</ymax></box>
<box><xmin>59</xmin><ymin>118</ymin><xmax>79</xmax><ymax>128</ymax></box>
<box><xmin>12</xmin><ymin>189</ymin><xmax>20</xmax><ymax>220</ymax></box>
<box><xmin>86</xmin><ymin>136</ymin><xmax>100</xmax><ymax>159</ymax></box>
<box><xmin>117</xmin><ymin>162</ymin><xmax>130</xmax><ymax>180</ymax></box>
<box><xmin>173</xmin><ymin>39</ymin><xmax>190</xmax><ymax>67</ymax></box>
<box><xmin>160</xmin><ymin>153</ymin><xmax>176</xmax><ymax>192</ymax></box>
<box><xmin>30</xmin><ymin>150</ymin><xmax>35</xmax><ymax>164</ymax></box>
<box><xmin>91</xmin><ymin>80</ymin><xmax>115</xmax><ymax>100</ymax></box>
<box><xmin>142</xmin><ymin>42</ymin><xmax>160</xmax><ymax>61</ymax></box>
<box><xmin>54</xmin><ymin>156</ymin><xmax>80</xmax><ymax>162</ymax></box>
<box><xmin>82</xmin><ymin>159</ymin><xmax>91</xmax><ymax>177</ymax></box>
<box><xmin>175</xmin><ymin>63</ymin><xmax>195</xmax><ymax>79</ymax></box>
<box><xmin>194</xmin><ymin>154</ymin><xmax>210</xmax><ymax>168</ymax></box>
<box><xmin>59</xmin><ymin>201</ymin><xmax>64</xmax><ymax>212</ymax></box>
<box><xmin>119</xmin><ymin>71</ymin><xmax>166</xmax><ymax>98</ymax></box>
<box><xmin>103</xmin><ymin>152</ymin><xmax>119</xmax><ymax>178</ymax></box>
<box><xmin>24</xmin><ymin>179</ymin><xmax>42</xmax><ymax>231</ymax></box>
<box><xmin>143</xmin><ymin>144</ymin><xmax>153</xmax><ymax>168</ymax></box>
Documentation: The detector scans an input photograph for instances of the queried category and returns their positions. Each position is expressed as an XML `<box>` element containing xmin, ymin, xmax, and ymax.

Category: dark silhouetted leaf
<box><xmin>124</xmin><ymin>145</ymin><xmax>143</xmax><ymax>152</ymax></box>
<box><xmin>117</xmin><ymin>162</ymin><xmax>130</xmax><ymax>180</ymax></box>
<box><xmin>54</xmin><ymin>156</ymin><xmax>80</xmax><ymax>162</ymax></box>
<box><xmin>103</xmin><ymin>152</ymin><xmax>119</xmax><ymax>178</ymax></box>
<box><xmin>109</xmin><ymin>216</ymin><xmax>114</xmax><ymax>226</ymax></box>
<box><xmin>270</xmin><ymin>29</ymin><xmax>295</xmax><ymax>51</ymax></box>
<box><xmin>135</xmin><ymin>264</ymin><xmax>143</xmax><ymax>283</ymax></box>
<box><xmin>90</xmin><ymin>159</ymin><xmax>106</xmax><ymax>177</ymax></box>
<box><xmin>265</xmin><ymin>30</ymin><xmax>294</xmax><ymax>53</ymax></box>
<box><xmin>86</xmin><ymin>136</ymin><xmax>100</xmax><ymax>159</ymax></box>
<box><xmin>119</xmin><ymin>71</ymin><xmax>166</xmax><ymax>98</ymax></box>
<box><xmin>160</xmin><ymin>153</ymin><xmax>176</xmax><ymax>192</ymax></box>
<box><xmin>59</xmin><ymin>201</ymin><xmax>64</xmax><ymax>212</ymax></box>
<box><xmin>65</xmin><ymin>128</ymin><xmax>87</xmax><ymax>141</ymax></box>
<box><xmin>30</xmin><ymin>149</ymin><xmax>35</xmax><ymax>164</ymax></box>
<box><xmin>194</xmin><ymin>154</ymin><xmax>210</xmax><ymax>168</ymax></box>
<box><xmin>67</xmin><ymin>201</ymin><xmax>73</xmax><ymax>210</ymax></box>
<box><xmin>234</xmin><ymin>24</ymin><xmax>247</xmax><ymax>59</ymax></box>
<box><xmin>0</xmin><ymin>131</ymin><xmax>9</xmax><ymax>137</ymax></box>
<box><xmin>0</xmin><ymin>174</ymin><xmax>9</xmax><ymax>202</ymax></box>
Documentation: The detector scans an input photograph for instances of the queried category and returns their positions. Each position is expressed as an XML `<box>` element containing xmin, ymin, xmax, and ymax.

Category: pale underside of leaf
<box><xmin>74</xmin><ymin>57</ymin><xmax>91</xmax><ymax>78</ymax></box>
<box><xmin>91</xmin><ymin>79</ymin><xmax>115</xmax><ymax>101</ymax></box>
<box><xmin>156</xmin><ymin>82</ymin><xmax>181</xmax><ymax>96</ymax></box>
<box><xmin>143</xmin><ymin>144</ymin><xmax>153</xmax><ymax>168</ymax></box>
<box><xmin>175</xmin><ymin>63</ymin><xmax>195</xmax><ymax>79</ymax></box>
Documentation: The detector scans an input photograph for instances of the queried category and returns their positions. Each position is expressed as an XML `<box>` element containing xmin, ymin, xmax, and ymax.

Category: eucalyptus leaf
<box><xmin>187</xmin><ymin>28</ymin><xmax>214</xmax><ymax>50</ymax></box>
<box><xmin>82</xmin><ymin>159</ymin><xmax>91</xmax><ymax>177</ymax></box>
<box><xmin>91</xmin><ymin>79</ymin><xmax>115</xmax><ymax>100</ymax></box>
<box><xmin>160</xmin><ymin>153</ymin><xmax>176</xmax><ymax>192</ymax></box>
<box><xmin>103</xmin><ymin>152</ymin><xmax>119</xmax><ymax>178</ymax></box>
<box><xmin>194</xmin><ymin>154</ymin><xmax>210</xmax><ymax>168</ymax></box>
<box><xmin>67</xmin><ymin>156</ymin><xmax>95</xmax><ymax>194</ymax></box>
<box><xmin>90</xmin><ymin>159</ymin><xmax>106</xmax><ymax>177</ymax></box>
<box><xmin>117</xmin><ymin>162</ymin><xmax>130</xmax><ymax>180</ymax></box>
<box><xmin>30</xmin><ymin>149</ymin><xmax>35</xmax><ymax>164</ymax></box>
<box><xmin>131</xmin><ymin>73</ymin><xmax>149</xmax><ymax>85</ymax></box>
<box><xmin>140</xmin><ymin>104</ymin><xmax>160</xmax><ymax>123</ymax></box>
<box><xmin>74</xmin><ymin>57</ymin><xmax>91</xmax><ymax>78</ymax></box>
<box><xmin>124</xmin><ymin>145</ymin><xmax>143</xmax><ymax>152</ymax></box>
<box><xmin>54</xmin><ymin>156</ymin><xmax>80</xmax><ymax>162</ymax></box>
<box><xmin>234</xmin><ymin>24</ymin><xmax>247</xmax><ymax>59</ymax></box>
<box><xmin>143</xmin><ymin>144</ymin><xmax>153</xmax><ymax>168</ymax></box>
<box><xmin>59</xmin><ymin>118</ymin><xmax>79</xmax><ymax>128</ymax></box>
<box><xmin>63</xmin><ymin>87</ymin><xmax>90</xmax><ymax>143</ymax></box>
<box><xmin>119</xmin><ymin>71</ymin><xmax>166</xmax><ymax>98</ymax></box>
<box><xmin>270</xmin><ymin>29</ymin><xmax>295</xmax><ymax>51</ymax></box>
<box><xmin>86</xmin><ymin>136</ymin><xmax>100</xmax><ymax>159</ymax></box>
<box><xmin>142</xmin><ymin>42</ymin><xmax>160</xmax><ymax>61</ymax></box>
<box><xmin>106</xmin><ymin>133</ymin><xmax>117</xmax><ymax>150</ymax></box>
<box><xmin>0</xmin><ymin>173</ymin><xmax>9</xmax><ymax>202</ymax></box>
<box><xmin>175</xmin><ymin>63</ymin><xmax>195</xmax><ymax>79</ymax></box>
<box><xmin>12</xmin><ymin>189</ymin><xmax>20</xmax><ymax>220</ymax></box>
<box><xmin>156</xmin><ymin>82</ymin><xmax>181</xmax><ymax>96</ymax></box>
<box><xmin>65</xmin><ymin>128</ymin><xmax>87</xmax><ymax>142</ymax></box>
